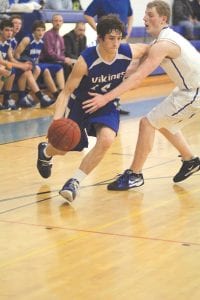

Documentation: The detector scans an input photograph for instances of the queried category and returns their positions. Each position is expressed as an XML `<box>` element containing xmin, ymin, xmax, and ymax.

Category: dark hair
<box><xmin>0</xmin><ymin>19</ymin><xmax>13</xmax><ymax>30</ymax></box>
<box><xmin>32</xmin><ymin>20</ymin><xmax>46</xmax><ymax>32</ymax></box>
<box><xmin>147</xmin><ymin>1</ymin><xmax>171</xmax><ymax>23</ymax></box>
<box><xmin>96</xmin><ymin>14</ymin><xmax>126</xmax><ymax>39</ymax></box>
<box><xmin>10</xmin><ymin>14</ymin><xmax>23</xmax><ymax>22</ymax></box>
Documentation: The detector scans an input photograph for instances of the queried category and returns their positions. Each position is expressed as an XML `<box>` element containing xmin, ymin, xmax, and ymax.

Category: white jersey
<box><xmin>156</xmin><ymin>27</ymin><xmax>200</xmax><ymax>90</ymax></box>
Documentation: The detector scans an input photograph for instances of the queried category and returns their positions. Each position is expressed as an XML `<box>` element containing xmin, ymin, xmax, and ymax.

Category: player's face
<box><xmin>100</xmin><ymin>30</ymin><xmax>122</xmax><ymax>54</ymax></box>
<box><xmin>143</xmin><ymin>7</ymin><xmax>167</xmax><ymax>37</ymax></box>
<box><xmin>34</xmin><ymin>27</ymin><xmax>45</xmax><ymax>40</ymax></box>
<box><xmin>1</xmin><ymin>27</ymin><xmax>13</xmax><ymax>41</ymax></box>
<box><xmin>12</xmin><ymin>18</ymin><xmax>22</xmax><ymax>34</ymax></box>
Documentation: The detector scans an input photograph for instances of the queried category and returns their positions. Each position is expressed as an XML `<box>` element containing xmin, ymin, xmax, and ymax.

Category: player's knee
<box><xmin>99</xmin><ymin>135</ymin><xmax>114</xmax><ymax>151</ymax></box>
<box><xmin>139</xmin><ymin>117</ymin><xmax>152</xmax><ymax>131</ymax></box>
<box><xmin>139</xmin><ymin>117</ymin><xmax>154</xmax><ymax>152</ymax></box>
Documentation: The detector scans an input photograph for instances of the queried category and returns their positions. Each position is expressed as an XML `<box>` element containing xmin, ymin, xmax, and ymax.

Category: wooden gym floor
<box><xmin>0</xmin><ymin>75</ymin><xmax>200</xmax><ymax>300</ymax></box>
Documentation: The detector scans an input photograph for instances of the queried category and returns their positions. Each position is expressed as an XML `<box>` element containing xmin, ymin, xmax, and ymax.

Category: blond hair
<box><xmin>147</xmin><ymin>1</ymin><xmax>171</xmax><ymax>23</ymax></box>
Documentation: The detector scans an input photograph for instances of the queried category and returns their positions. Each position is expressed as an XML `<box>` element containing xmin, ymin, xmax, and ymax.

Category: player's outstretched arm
<box><xmin>82</xmin><ymin>42</ymin><xmax>170</xmax><ymax>114</ymax></box>
<box><xmin>53</xmin><ymin>56</ymin><xmax>87</xmax><ymax>120</ymax></box>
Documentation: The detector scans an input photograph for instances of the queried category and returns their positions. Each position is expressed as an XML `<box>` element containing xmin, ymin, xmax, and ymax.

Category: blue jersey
<box><xmin>74</xmin><ymin>43</ymin><xmax>132</xmax><ymax>102</ymax></box>
<box><xmin>22</xmin><ymin>34</ymin><xmax>44</xmax><ymax>64</ymax></box>
<box><xmin>0</xmin><ymin>40</ymin><xmax>10</xmax><ymax>59</ymax></box>
<box><xmin>68</xmin><ymin>43</ymin><xmax>132</xmax><ymax>151</ymax></box>
<box><xmin>84</xmin><ymin>0</ymin><xmax>133</xmax><ymax>26</ymax></box>
<box><xmin>21</xmin><ymin>34</ymin><xmax>62</xmax><ymax>75</ymax></box>
<box><xmin>9</xmin><ymin>37</ymin><xmax>18</xmax><ymax>51</ymax></box>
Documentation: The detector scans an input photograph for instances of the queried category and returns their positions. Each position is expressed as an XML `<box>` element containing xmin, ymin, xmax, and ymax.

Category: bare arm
<box><xmin>14</xmin><ymin>37</ymin><xmax>30</xmax><ymax>60</ymax></box>
<box><xmin>84</xmin><ymin>14</ymin><xmax>97</xmax><ymax>31</ymax></box>
<box><xmin>82</xmin><ymin>41</ymin><xmax>179</xmax><ymax>113</ymax></box>
<box><xmin>7</xmin><ymin>46</ymin><xmax>32</xmax><ymax>71</ymax></box>
<box><xmin>0</xmin><ymin>52</ymin><xmax>12</xmax><ymax>70</ymax></box>
<box><xmin>125</xmin><ymin>43</ymin><xmax>150</xmax><ymax>77</ymax></box>
<box><xmin>0</xmin><ymin>49</ymin><xmax>31</xmax><ymax>71</ymax></box>
<box><xmin>126</xmin><ymin>15</ymin><xmax>134</xmax><ymax>40</ymax></box>
<box><xmin>53</xmin><ymin>55</ymin><xmax>88</xmax><ymax>120</ymax></box>
<box><xmin>130</xmin><ymin>43</ymin><xmax>150</xmax><ymax>59</ymax></box>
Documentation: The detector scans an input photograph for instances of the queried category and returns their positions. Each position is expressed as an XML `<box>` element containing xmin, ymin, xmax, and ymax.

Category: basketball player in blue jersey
<box><xmin>36</xmin><ymin>14</ymin><xmax>149</xmax><ymax>203</ymax></box>
<box><xmin>83</xmin><ymin>0</ymin><xmax>200</xmax><ymax>190</ymax></box>
<box><xmin>0</xmin><ymin>18</ymin><xmax>55</xmax><ymax>109</ymax></box>
<box><xmin>0</xmin><ymin>18</ymin><xmax>34</xmax><ymax>110</ymax></box>
<box><xmin>15</xmin><ymin>20</ymin><xmax>65</xmax><ymax>106</ymax></box>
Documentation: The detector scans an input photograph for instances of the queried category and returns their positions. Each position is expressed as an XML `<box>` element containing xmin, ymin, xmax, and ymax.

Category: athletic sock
<box><xmin>43</xmin><ymin>147</ymin><xmax>52</xmax><ymax>160</ymax></box>
<box><xmin>71</xmin><ymin>169</ymin><xmax>87</xmax><ymax>183</ymax></box>
<box><xmin>35</xmin><ymin>91</ymin><xmax>43</xmax><ymax>100</ymax></box>
<box><xmin>53</xmin><ymin>91</ymin><xmax>59</xmax><ymax>99</ymax></box>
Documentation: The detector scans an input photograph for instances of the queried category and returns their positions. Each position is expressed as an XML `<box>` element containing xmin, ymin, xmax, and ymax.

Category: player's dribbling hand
<box><xmin>82</xmin><ymin>92</ymin><xmax>108</xmax><ymax>113</ymax></box>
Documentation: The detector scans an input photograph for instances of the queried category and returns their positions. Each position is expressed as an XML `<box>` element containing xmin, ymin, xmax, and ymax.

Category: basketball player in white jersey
<box><xmin>83</xmin><ymin>0</ymin><xmax>200</xmax><ymax>190</ymax></box>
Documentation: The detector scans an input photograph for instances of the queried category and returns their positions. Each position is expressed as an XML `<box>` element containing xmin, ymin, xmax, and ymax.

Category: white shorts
<box><xmin>147</xmin><ymin>87</ymin><xmax>200</xmax><ymax>133</ymax></box>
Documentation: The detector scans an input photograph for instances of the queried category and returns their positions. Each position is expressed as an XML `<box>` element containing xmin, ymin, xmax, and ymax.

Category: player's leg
<box><xmin>32</xmin><ymin>65</ymin><xmax>41</xmax><ymax>80</ymax></box>
<box><xmin>37</xmin><ymin>142</ymin><xmax>66</xmax><ymax>178</ymax></box>
<box><xmin>3</xmin><ymin>72</ymin><xmax>17</xmax><ymax>110</ymax></box>
<box><xmin>108</xmin><ymin>117</ymin><xmax>154</xmax><ymax>190</ymax></box>
<box><xmin>47</xmin><ymin>63</ymin><xmax>65</xmax><ymax>91</ymax></box>
<box><xmin>59</xmin><ymin>125</ymin><xmax>116</xmax><ymax>202</ymax></box>
<box><xmin>55</xmin><ymin>67</ymin><xmax>65</xmax><ymax>90</ymax></box>
<box><xmin>159</xmin><ymin>128</ymin><xmax>200</xmax><ymax>182</ymax></box>
<box><xmin>42</xmin><ymin>67</ymin><xmax>59</xmax><ymax>99</ymax></box>
<box><xmin>17</xmin><ymin>70</ymin><xmax>35</xmax><ymax>108</ymax></box>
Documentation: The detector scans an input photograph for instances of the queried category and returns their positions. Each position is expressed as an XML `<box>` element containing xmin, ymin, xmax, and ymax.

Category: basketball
<box><xmin>47</xmin><ymin>118</ymin><xmax>81</xmax><ymax>151</ymax></box>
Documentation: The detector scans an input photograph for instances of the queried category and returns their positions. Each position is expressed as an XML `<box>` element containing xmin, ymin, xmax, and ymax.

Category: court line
<box><xmin>0</xmin><ymin>194</ymin><xmax>58</xmax><ymax>214</ymax></box>
<box><xmin>1</xmin><ymin>194</ymin><xmax>199</xmax><ymax>269</ymax></box>
<box><xmin>0</xmin><ymin>218</ymin><xmax>199</xmax><ymax>247</ymax></box>
<box><xmin>0</xmin><ymin>217</ymin><xmax>199</xmax><ymax>269</ymax></box>
<box><xmin>0</xmin><ymin>171</ymin><xmax>199</xmax><ymax>214</ymax></box>
<box><xmin>0</xmin><ymin>190</ymin><xmax>56</xmax><ymax>203</ymax></box>
<box><xmin>0</xmin><ymin>190</ymin><xmax>54</xmax><ymax>202</ymax></box>
<box><xmin>0</xmin><ymin>155</ymin><xmax>195</xmax><ymax>204</ymax></box>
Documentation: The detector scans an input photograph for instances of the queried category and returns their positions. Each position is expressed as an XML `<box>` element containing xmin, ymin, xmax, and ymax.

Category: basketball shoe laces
<box><xmin>115</xmin><ymin>170</ymin><xmax>132</xmax><ymax>185</ymax></box>
<box><xmin>40</xmin><ymin>158</ymin><xmax>52</xmax><ymax>167</ymax></box>
<box><xmin>68</xmin><ymin>179</ymin><xmax>79</xmax><ymax>192</ymax></box>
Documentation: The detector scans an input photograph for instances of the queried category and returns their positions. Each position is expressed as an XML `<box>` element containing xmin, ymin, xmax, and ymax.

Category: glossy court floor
<box><xmin>0</xmin><ymin>77</ymin><xmax>200</xmax><ymax>300</ymax></box>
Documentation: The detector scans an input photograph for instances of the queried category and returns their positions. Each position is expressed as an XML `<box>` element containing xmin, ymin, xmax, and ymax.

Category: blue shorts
<box><xmin>12</xmin><ymin>68</ymin><xmax>25</xmax><ymax>82</ymax></box>
<box><xmin>67</xmin><ymin>97</ymin><xmax>120</xmax><ymax>151</ymax></box>
<box><xmin>37</xmin><ymin>63</ymin><xmax>63</xmax><ymax>75</ymax></box>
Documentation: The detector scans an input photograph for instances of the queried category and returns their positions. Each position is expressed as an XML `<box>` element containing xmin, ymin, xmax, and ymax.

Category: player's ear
<box><xmin>97</xmin><ymin>36</ymin><xmax>102</xmax><ymax>43</ymax></box>
<box><xmin>161</xmin><ymin>15</ymin><xmax>167</xmax><ymax>24</ymax></box>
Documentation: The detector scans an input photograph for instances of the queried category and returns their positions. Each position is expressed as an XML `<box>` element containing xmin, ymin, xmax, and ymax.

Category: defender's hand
<box><xmin>82</xmin><ymin>92</ymin><xmax>108</xmax><ymax>114</ymax></box>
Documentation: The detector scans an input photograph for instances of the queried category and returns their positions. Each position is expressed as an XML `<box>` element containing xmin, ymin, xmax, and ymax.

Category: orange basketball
<box><xmin>47</xmin><ymin>118</ymin><xmax>81</xmax><ymax>151</ymax></box>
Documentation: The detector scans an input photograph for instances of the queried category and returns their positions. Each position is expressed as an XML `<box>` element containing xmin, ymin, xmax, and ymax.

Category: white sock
<box><xmin>43</xmin><ymin>147</ymin><xmax>52</xmax><ymax>159</ymax></box>
<box><xmin>72</xmin><ymin>169</ymin><xmax>87</xmax><ymax>183</ymax></box>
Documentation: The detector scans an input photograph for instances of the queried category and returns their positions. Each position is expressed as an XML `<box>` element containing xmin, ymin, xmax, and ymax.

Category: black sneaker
<box><xmin>18</xmin><ymin>95</ymin><xmax>34</xmax><ymax>108</ymax></box>
<box><xmin>4</xmin><ymin>98</ymin><xmax>17</xmax><ymax>110</ymax></box>
<box><xmin>59</xmin><ymin>178</ymin><xmax>80</xmax><ymax>203</ymax></box>
<box><xmin>173</xmin><ymin>157</ymin><xmax>200</xmax><ymax>182</ymax></box>
<box><xmin>119</xmin><ymin>108</ymin><xmax>130</xmax><ymax>115</ymax></box>
<box><xmin>40</xmin><ymin>94</ymin><xmax>55</xmax><ymax>108</ymax></box>
<box><xmin>37</xmin><ymin>142</ymin><xmax>52</xmax><ymax>178</ymax></box>
<box><xmin>107</xmin><ymin>169</ymin><xmax>144</xmax><ymax>191</ymax></box>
